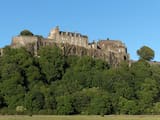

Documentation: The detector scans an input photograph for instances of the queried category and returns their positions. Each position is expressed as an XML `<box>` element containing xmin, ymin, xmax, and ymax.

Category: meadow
<box><xmin>0</xmin><ymin>115</ymin><xmax>160</xmax><ymax>120</ymax></box>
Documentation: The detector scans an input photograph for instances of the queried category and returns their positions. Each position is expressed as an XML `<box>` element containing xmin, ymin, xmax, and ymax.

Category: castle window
<box><xmin>125</xmin><ymin>48</ymin><xmax>127</xmax><ymax>53</ymax></box>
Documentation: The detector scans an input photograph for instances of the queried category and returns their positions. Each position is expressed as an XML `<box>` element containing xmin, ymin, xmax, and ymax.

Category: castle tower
<box><xmin>48</xmin><ymin>26</ymin><xmax>59</xmax><ymax>40</ymax></box>
<box><xmin>97</xmin><ymin>40</ymin><xmax>129</xmax><ymax>63</ymax></box>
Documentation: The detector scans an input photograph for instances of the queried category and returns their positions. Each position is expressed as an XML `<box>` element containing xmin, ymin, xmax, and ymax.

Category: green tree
<box><xmin>38</xmin><ymin>46</ymin><xmax>66</xmax><ymax>83</ymax></box>
<box><xmin>0</xmin><ymin>94</ymin><xmax>5</xmax><ymax>108</ymax></box>
<box><xmin>137</xmin><ymin>46</ymin><xmax>154</xmax><ymax>61</ymax></box>
<box><xmin>25</xmin><ymin>65</ymin><xmax>42</xmax><ymax>89</ymax></box>
<box><xmin>151</xmin><ymin>102</ymin><xmax>160</xmax><ymax>114</ymax></box>
<box><xmin>87</xmin><ymin>93</ymin><xmax>111</xmax><ymax>115</ymax></box>
<box><xmin>0</xmin><ymin>47</ymin><xmax>33</xmax><ymax>109</ymax></box>
<box><xmin>77</xmin><ymin>87</ymin><xmax>112</xmax><ymax>115</ymax></box>
<box><xmin>56</xmin><ymin>95</ymin><xmax>74</xmax><ymax>115</ymax></box>
<box><xmin>136</xmin><ymin>78</ymin><xmax>159</xmax><ymax>113</ymax></box>
<box><xmin>20</xmin><ymin>30</ymin><xmax>34</xmax><ymax>36</ymax></box>
<box><xmin>72</xmin><ymin>92</ymin><xmax>90</xmax><ymax>114</ymax></box>
<box><xmin>118</xmin><ymin>97</ymin><xmax>139</xmax><ymax>115</ymax></box>
<box><xmin>25</xmin><ymin>91</ymin><xmax>45</xmax><ymax>112</ymax></box>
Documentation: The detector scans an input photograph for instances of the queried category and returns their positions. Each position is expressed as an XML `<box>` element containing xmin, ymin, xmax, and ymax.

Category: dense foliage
<box><xmin>137</xmin><ymin>46</ymin><xmax>155</xmax><ymax>61</ymax></box>
<box><xmin>0</xmin><ymin>45</ymin><xmax>160</xmax><ymax>115</ymax></box>
<box><xmin>20</xmin><ymin>30</ymin><xmax>34</xmax><ymax>36</ymax></box>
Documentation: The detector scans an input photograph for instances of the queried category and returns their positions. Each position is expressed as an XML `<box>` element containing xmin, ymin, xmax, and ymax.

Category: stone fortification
<box><xmin>12</xmin><ymin>36</ymin><xmax>39</xmax><ymax>48</ymax></box>
<box><xmin>48</xmin><ymin>26</ymin><xmax>88</xmax><ymax>48</ymax></box>
<box><xmin>8</xmin><ymin>26</ymin><xmax>129</xmax><ymax>66</ymax></box>
<box><xmin>97</xmin><ymin>40</ymin><xmax>129</xmax><ymax>64</ymax></box>
<box><xmin>11</xmin><ymin>36</ymin><xmax>41</xmax><ymax>55</ymax></box>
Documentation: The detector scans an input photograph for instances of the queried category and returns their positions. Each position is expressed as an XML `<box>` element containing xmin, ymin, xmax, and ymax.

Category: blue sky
<box><xmin>0</xmin><ymin>0</ymin><xmax>160</xmax><ymax>60</ymax></box>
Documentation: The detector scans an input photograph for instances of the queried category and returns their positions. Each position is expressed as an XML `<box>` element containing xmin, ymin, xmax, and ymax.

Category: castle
<box><xmin>48</xmin><ymin>26</ymin><xmax>88</xmax><ymax>48</ymax></box>
<box><xmin>1</xmin><ymin>26</ymin><xmax>129</xmax><ymax>66</ymax></box>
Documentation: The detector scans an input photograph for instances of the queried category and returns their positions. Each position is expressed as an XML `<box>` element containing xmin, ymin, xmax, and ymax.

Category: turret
<box><xmin>48</xmin><ymin>26</ymin><xmax>59</xmax><ymax>39</ymax></box>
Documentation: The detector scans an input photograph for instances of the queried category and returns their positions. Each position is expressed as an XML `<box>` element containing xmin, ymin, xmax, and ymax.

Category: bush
<box><xmin>20</xmin><ymin>30</ymin><xmax>34</xmax><ymax>36</ymax></box>
<box><xmin>0</xmin><ymin>107</ymin><xmax>16</xmax><ymax>115</ymax></box>
<box><xmin>16</xmin><ymin>106</ymin><xmax>27</xmax><ymax>114</ymax></box>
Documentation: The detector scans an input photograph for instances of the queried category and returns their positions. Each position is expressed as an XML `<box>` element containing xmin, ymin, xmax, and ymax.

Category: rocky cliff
<box><xmin>11</xmin><ymin>38</ymin><xmax>126</xmax><ymax>66</ymax></box>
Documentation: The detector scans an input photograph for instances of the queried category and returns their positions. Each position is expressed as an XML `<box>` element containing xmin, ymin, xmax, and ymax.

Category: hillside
<box><xmin>0</xmin><ymin>45</ymin><xmax>160</xmax><ymax>115</ymax></box>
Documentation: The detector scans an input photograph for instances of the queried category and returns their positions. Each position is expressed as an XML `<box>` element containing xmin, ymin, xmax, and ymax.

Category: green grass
<box><xmin>0</xmin><ymin>115</ymin><xmax>160</xmax><ymax>120</ymax></box>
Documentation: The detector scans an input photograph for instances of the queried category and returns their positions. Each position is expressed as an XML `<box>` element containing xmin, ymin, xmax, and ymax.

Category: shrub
<box><xmin>20</xmin><ymin>30</ymin><xmax>33</xmax><ymax>36</ymax></box>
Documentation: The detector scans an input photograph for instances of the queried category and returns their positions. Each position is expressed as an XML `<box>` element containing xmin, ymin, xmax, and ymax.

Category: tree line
<box><xmin>0</xmin><ymin>43</ymin><xmax>159</xmax><ymax>115</ymax></box>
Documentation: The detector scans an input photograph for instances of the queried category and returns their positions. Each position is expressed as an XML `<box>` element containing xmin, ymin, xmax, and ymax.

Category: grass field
<box><xmin>0</xmin><ymin>115</ymin><xmax>160</xmax><ymax>120</ymax></box>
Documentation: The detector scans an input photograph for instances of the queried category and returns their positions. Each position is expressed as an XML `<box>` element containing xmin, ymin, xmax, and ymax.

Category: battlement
<box><xmin>59</xmin><ymin>31</ymin><xmax>88</xmax><ymax>38</ymax></box>
<box><xmin>48</xmin><ymin>26</ymin><xmax>88</xmax><ymax>48</ymax></box>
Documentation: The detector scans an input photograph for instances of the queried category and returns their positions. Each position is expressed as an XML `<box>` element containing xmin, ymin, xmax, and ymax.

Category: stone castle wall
<box><xmin>5</xmin><ymin>26</ymin><xmax>129</xmax><ymax>66</ymax></box>
<box><xmin>11</xmin><ymin>36</ymin><xmax>42</xmax><ymax>56</ymax></box>
<box><xmin>48</xmin><ymin>26</ymin><xmax>88</xmax><ymax>48</ymax></box>
<box><xmin>12</xmin><ymin>36</ymin><xmax>39</xmax><ymax>48</ymax></box>
<box><xmin>97</xmin><ymin>40</ymin><xmax>129</xmax><ymax>63</ymax></box>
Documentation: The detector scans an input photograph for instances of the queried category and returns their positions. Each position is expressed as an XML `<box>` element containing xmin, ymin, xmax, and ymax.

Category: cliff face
<box><xmin>10</xmin><ymin>33</ymin><xmax>129</xmax><ymax>66</ymax></box>
<box><xmin>60</xmin><ymin>43</ymin><xmax>120</xmax><ymax>66</ymax></box>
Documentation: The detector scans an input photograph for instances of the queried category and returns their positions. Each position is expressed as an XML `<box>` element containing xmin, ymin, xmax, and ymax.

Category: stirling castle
<box><xmin>0</xmin><ymin>26</ymin><xmax>129</xmax><ymax>66</ymax></box>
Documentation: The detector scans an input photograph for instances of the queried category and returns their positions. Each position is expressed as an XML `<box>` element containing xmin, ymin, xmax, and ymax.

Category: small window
<box><xmin>125</xmin><ymin>48</ymin><xmax>127</xmax><ymax>53</ymax></box>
